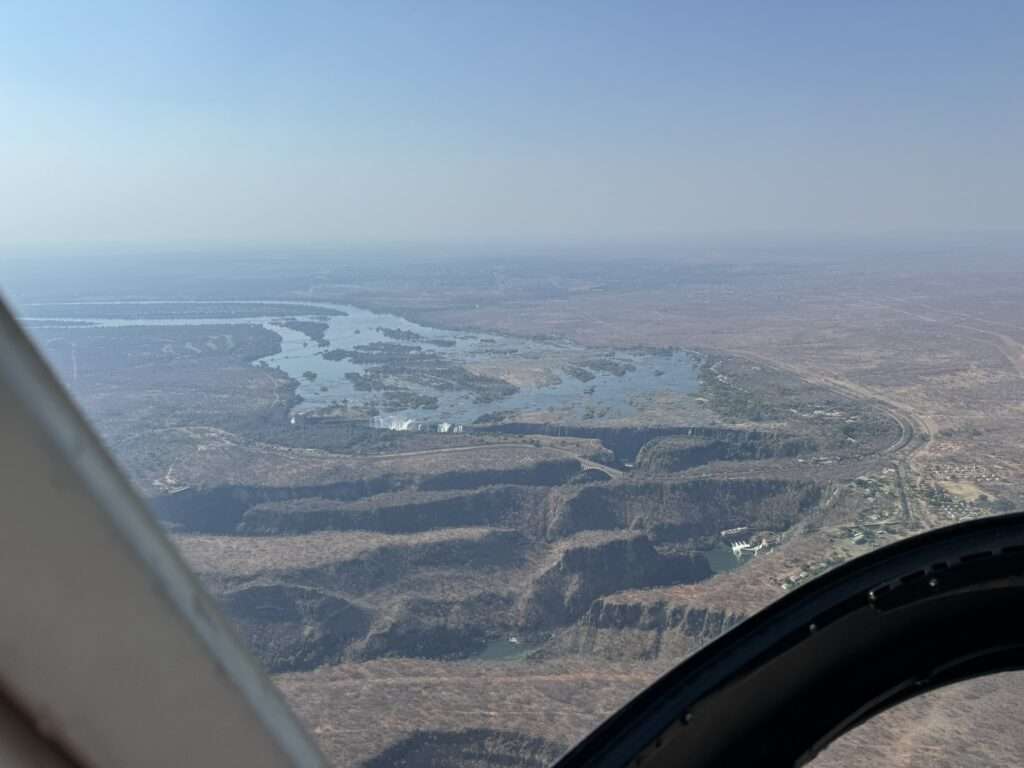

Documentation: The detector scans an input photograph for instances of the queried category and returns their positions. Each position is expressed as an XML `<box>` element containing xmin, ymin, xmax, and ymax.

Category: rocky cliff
<box><xmin>553</xmin><ymin>592</ymin><xmax>744</xmax><ymax>661</ymax></box>
<box><xmin>519</xmin><ymin>533</ymin><xmax>711</xmax><ymax>629</ymax></box>
<box><xmin>636</xmin><ymin>432</ymin><xmax>817</xmax><ymax>473</ymax></box>
<box><xmin>238</xmin><ymin>485</ymin><xmax>548</xmax><ymax>537</ymax></box>
<box><xmin>153</xmin><ymin>458</ymin><xmax>578</xmax><ymax>534</ymax></box>
<box><xmin>546</xmin><ymin>477</ymin><xmax>822</xmax><ymax>543</ymax></box>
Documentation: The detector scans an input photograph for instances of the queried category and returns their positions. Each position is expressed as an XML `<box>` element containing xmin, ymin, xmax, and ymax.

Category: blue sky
<box><xmin>1</xmin><ymin>1</ymin><xmax>1021</xmax><ymax>247</ymax></box>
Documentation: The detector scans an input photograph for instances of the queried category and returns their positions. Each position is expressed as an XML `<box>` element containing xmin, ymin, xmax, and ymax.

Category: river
<box><xmin>21</xmin><ymin>300</ymin><xmax>700</xmax><ymax>428</ymax></box>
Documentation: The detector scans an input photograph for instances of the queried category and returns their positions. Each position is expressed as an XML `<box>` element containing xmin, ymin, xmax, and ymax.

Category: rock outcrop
<box><xmin>239</xmin><ymin>486</ymin><xmax>548</xmax><ymax>537</ymax></box>
<box><xmin>519</xmin><ymin>533</ymin><xmax>711</xmax><ymax>628</ymax></box>
<box><xmin>221</xmin><ymin>583</ymin><xmax>372</xmax><ymax>671</ymax></box>
<box><xmin>153</xmin><ymin>458</ymin><xmax>578</xmax><ymax>534</ymax></box>
<box><xmin>636</xmin><ymin>432</ymin><xmax>817</xmax><ymax>473</ymax></box>
<box><xmin>546</xmin><ymin>478</ymin><xmax>822</xmax><ymax>543</ymax></box>
<box><xmin>555</xmin><ymin>593</ymin><xmax>744</xmax><ymax>660</ymax></box>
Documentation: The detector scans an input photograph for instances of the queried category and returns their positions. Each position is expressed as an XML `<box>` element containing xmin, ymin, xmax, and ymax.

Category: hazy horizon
<box><xmin>2</xmin><ymin>2</ymin><xmax>1022</xmax><ymax>249</ymax></box>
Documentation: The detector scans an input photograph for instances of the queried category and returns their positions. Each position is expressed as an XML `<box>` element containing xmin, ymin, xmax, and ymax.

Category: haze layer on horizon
<box><xmin>1</xmin><ymin>1</ymin><xmax>1022</xmax><ymax>249</ymax></box>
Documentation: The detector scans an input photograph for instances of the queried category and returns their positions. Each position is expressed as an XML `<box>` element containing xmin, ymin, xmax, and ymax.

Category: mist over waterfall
<box><xmin>371</xmin><ymin>416</ymin><xmax>463</xmax><ymax>433</ymax></box>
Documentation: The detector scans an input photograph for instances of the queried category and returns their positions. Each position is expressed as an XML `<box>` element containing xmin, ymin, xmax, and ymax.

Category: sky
<box><xmin>1</xmin><ymin>1</ymin><xmax>1022</xmax><ymax>248</ymax></box>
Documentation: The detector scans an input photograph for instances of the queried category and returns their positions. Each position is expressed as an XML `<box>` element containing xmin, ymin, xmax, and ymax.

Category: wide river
<box><xmin>22</xmin><ymin>300</ymin><xmax>700</xmax><ymax>429</ymax></box>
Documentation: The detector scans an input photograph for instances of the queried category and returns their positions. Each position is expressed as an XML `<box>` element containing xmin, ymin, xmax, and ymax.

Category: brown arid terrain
<box><xmin>814</xmin><ymin>672</ymin><xmax>1024</xmax><ymax>768</ymax></box>
<box><xmin>5</xmin><ymin>2</ymin><xmax>1022</xmax><ymax>764</ymax></box>
<box><xmin>275</xmin><ymin>658</ymin><xmax>671</xmax><ymax>767</ymax></box>
<box><xmin>16</xmin><ymin>254</ymin><xmax>1024</xmax><ymax>766</ymax></box>
<box><xmin>289</xmin><ymin>256</ymin><xmax>1024</xmax><ymax>765</ymax></box>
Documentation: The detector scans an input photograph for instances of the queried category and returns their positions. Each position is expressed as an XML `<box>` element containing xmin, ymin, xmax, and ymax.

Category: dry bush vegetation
<box><xmin>121</xmin><ymin>425</ymin><xmax>581</xmax><ymax>490</ymax></box>
<box><xmin>177</xmin><ymin>528</ymin><xmax>504</xmax><ymax>579</ymax></box>
<box><xmin>275</xmin><ymin>658</ymin><xmax>668</xmax><ymax>767</ymax></box>
<box><xmin>813</xmin><ymin>672</ymin><xmax>1024</xmax><ymax>768</ymax></box>
<box><xmin>368</xmin><ymin>264</ymin><xmax>1024</xmax><ymax>509</ymax></box>
<box><xmin>26</xmin><ymin>258</ymin><xmax>1024</xmax><ymax>766</ymax></box>
<box><xmin>291</xmin><ymin>259</ymin><xmax>1024</xmax><ymax>766</ymax></box>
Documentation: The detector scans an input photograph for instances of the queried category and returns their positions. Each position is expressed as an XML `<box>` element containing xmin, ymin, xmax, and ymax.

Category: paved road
<box><xmin>732</xmin><ymin>350</ymin><xmax>926</xmax><ymax>457</ymax></box>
